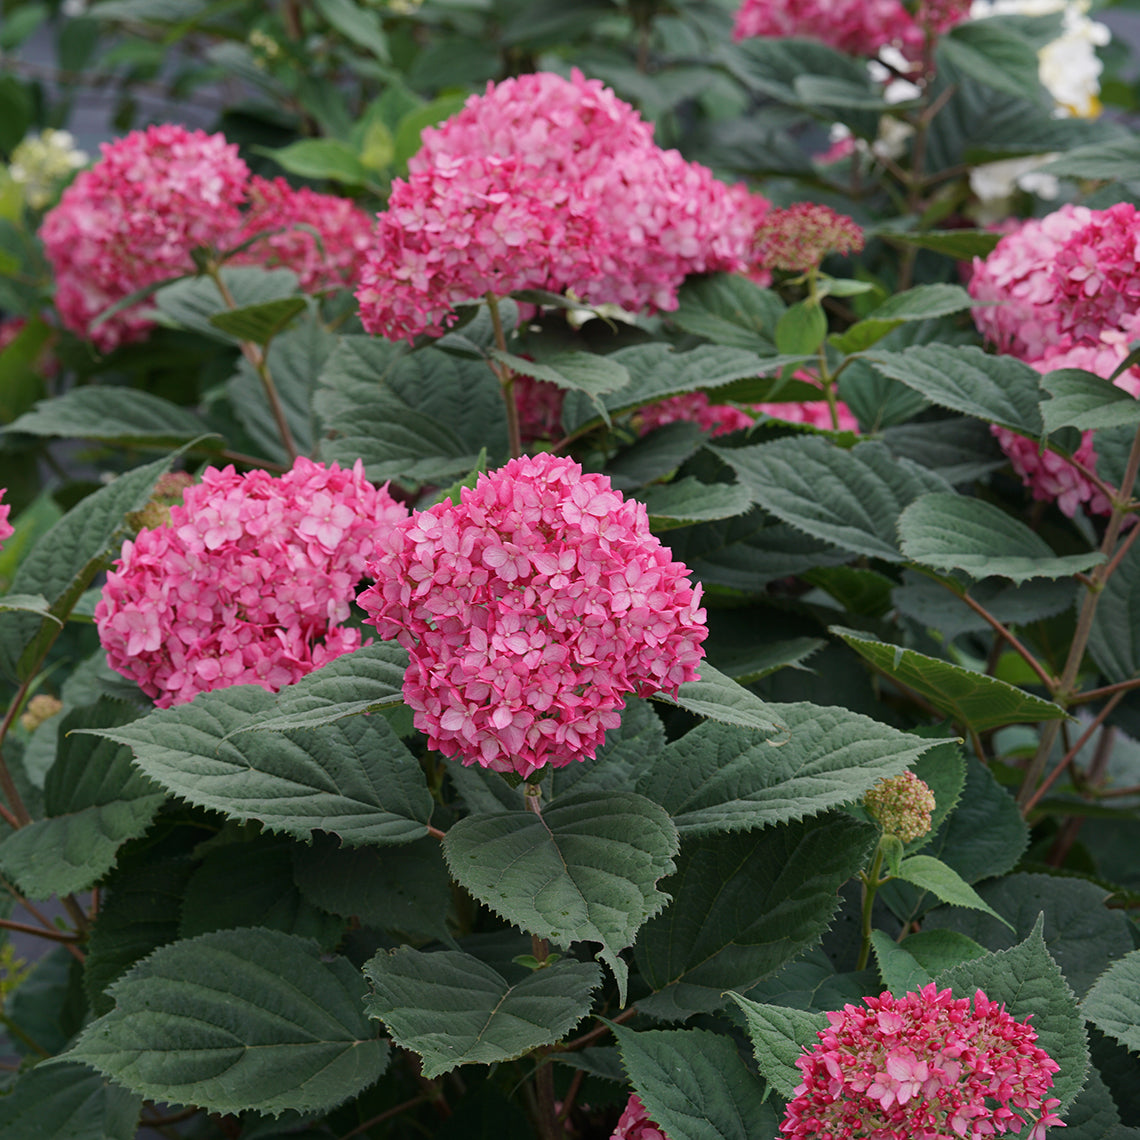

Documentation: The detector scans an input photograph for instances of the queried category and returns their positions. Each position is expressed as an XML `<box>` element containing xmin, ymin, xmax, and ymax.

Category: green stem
<box><xmin>856</xmin><ymin>846</ymin><xmax>885</xmax><ymax>971</ymax></box>
<box><xmin>486</xmin><ymin>293</ymin><xmax>522</xmax><ymax>459</ymax></box>
<box><xmin>0</xmin><ymin>682</ymin><xmax>34</xmax><ymax>828</ymax></box>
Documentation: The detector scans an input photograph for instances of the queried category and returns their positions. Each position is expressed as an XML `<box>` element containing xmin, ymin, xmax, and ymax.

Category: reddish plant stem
<box><xmin>337</xmin><ymin>1095</ymin><xmax>430</xmax><ymax>1140</ymax></box>
<box><xmin>952</xmin><ymin>590</ymin><xmax>1056</xmax><ymax>691</ymax></box>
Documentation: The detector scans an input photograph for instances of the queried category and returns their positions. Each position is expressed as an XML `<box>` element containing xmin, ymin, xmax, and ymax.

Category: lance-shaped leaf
<box><xmin>869</xmin><ymin>344</ymin><xmax>1044</xmax><ymax>435</ymax></box>
<box><xmin>1089</xmin><ymin>536</ymin><xmax>1140</xmax><ymax>683</ymax></box>
<box><xmin>712</xmin><ymin>437</ymin><xmax>951</xmax><ymax>561</ymax></box>
<box><xmin>87</xmin><ymin>686</ymin><xmax>432</xmax><ymax>846</ymax></box>
<box><xmin>0</xmin><ymin>1060</ymin><xmax>141</xmax><ymax>1140</ymax></box>
<box><xmin>208</xmin><ymin>296</ymin><xmax>307</xmax><ymax>345</ymax></box>
<box><xmin>0</xmin><ymin>699</ymin><xmax>164</xmax><ymax>899</ymax></box>
<box><xmin>898</xmin><ymin>492</ymin><xmax>1105</xmax><ymax>583</ymax></box>
<box><xmin>1040</xmin><ymin>137</ymin><xmax>1140</xmax><ymax>181</ymax></box>
<box><xmin>635</xmin><ymin>813</ymin><xmax>877</xmax><ymax>1019</ymax></box>
<box><xmin>152</xmin><ymin>267</ymin><xmax>300</xmax><ymax>341</ymax></box>
<box><xmin>611</xmin><ymin>1024</ymin><xmax>779</xmax><ymax>1140</ymax></box>
<box><xmin>830</xmin><ymin>284</ymin><xmax>975</xmax><ymax>354</ymax></box>
<box><xmin>727</xmin><ymin>994</ymin><xmax>827</xmax><ymax>1099</ymax></box>
<box><xmin>874</xmin><ymin>229</ymin><xmax>1001</xmax><ymax>260</ymax></box>
<box><xmin>0</xmin><ymin>593</ymin><xmax>57</xmax><ymax>619</ymax></box>
<box><xmin>491</xmin><ymin>349</ymin><xmax>630</xmax><ymax>397</ymax></box>
<box><xmin>833</xmin><ymin>626</ymin><xmax>1068</xmax><ymax>733</ymax></box>
<box><xmin>442</xmin><ymin>791</ymin><xmax>678</xmax><ymax>1004</ymax></box>
<box><xmin>653</xmin><ymin>663</ymin><xmax>785</xmax><ymax>736</ymax></box>
<box><xmin>638</xmin><ymin>704</ymin><xmax>937</xmax><ymax>836</ymax></box>
<box><xmin>0</xmin><ymin>450</ymin><xmax>183</xmax><ymax>680</ymax></box>
<box><xmin>1082</xmin><ymin>949</ymin><xmax>1140</xmax><ymax>1055</ymax></box>
<box><xmin>363</xmin><ymin>948</ymin><xmax>601</xmax><ymax>1078</ymax></box>
<box><xmin>894</xmin><ymin>855</ymin><xmax>1012</xmax><ymax>928</ymax></box>
<box><xmin>68</xmin><ymin>928</ymin><xmax>388</xmax><ymax>1116</ymax></box>
<box><xmin>1040</xmin><ymin>368</ymin><xmax>1140</xmax><ymax>434</ymax></box>
<box><xmin>7</xmin><ymin>387</ymin><xmax>211</xmax><ymax>447</ymax></box>
<box><xmin>871</xmin><ymin>931</ymin><xmax>933</xmax><ymax>997</ymax></box>
<box><xmin>936</xmin><ymin>917</ymin><xmax>1088</xmax><ymax>1110</ymax></box>
<box><xmin>221</xmin><ymin>641</ymin><xmax>409</xmax><ymax>736</ymax></box>
<box><xmin>638</xmin><ymin>478</ymin><xmax>753</xmax><ymax>530</ymax></box>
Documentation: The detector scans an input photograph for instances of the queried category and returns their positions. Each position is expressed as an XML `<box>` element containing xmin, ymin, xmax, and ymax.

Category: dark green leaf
<box><xmin>874</xmin><ymin>229</ymin><xmax>1002</xmax><ymax>260</ymax></box>
<box><xmin>727</xmin><ymin>995</ymin><xmax>826</xmax><ymax>1099</ymax></box>
<box><xmin>0</xmin><ymin>1060</ymin><xmax>141</xmax><ymax>1140</ymax></box>
<box><xmin>657</xmin><ymin>663</ymin><xmax>786</xmax><ymax>736</ymax></box>
<box><xmin>639</xmin><ymin>477</ymin><xmax>753</xmax><ymax>529</ymax></box>
<box><xmin>154</xmin><ymin>269</ymin><xmax>300</xmax><ymax>342</ymax></box>
<box><xmin>492</xmin><ymin>349</ymin><xmax>629</xmax><ymax>397</ymax></box>
<box><xmin>208</xmin><ymin>296</ymin><xmax>307</xmax><ymax>345</ymax></box>
<box><xmin>894</xmin><ymin>855</ymin><xmax>1012</xmax><ymax>927</ymax></box>
<box><xmin>831</xmin><ymin>285</ymin><xmax>975</xmax><ymax>355</ymax></box>
<box><xmin>871</xmin><ymin>930</ymin><xmax>933</xmax><ymax>996</ymax></box>
<box><xmin>775</xmin><ymin>301</ymin><xmax>827</xmax><ymax>356</ymax></box>
<box><xmin>939</xmin><ymin>21</ymin><xmax>1045</xmax><ymax>102</ymax></box>
<box><xmin>257</xmin><ymin>139</ymin><xmax>373</xmax><ymax>187</ymax></box>
<box><xmin>1041</xmin><ymin>138</ymin><xmax>1140</xmax><ymax>181</ymax></box>
<box><xmin>1041</xmin><ymin>368</ymin><xmax>1140</xmax><ymax>434</ymax></box>
<box><xmin>314</xmin><ymin>0</ymin><xmax>388</xmax><ymax>60</ymax></box>
<box><xmin>1083</xmin><ymin>949</ymin><xmax>1140</xmax><ymax>1055</ymax></box>
<box><xmin>671</xmin><ymin>274</ymin><xmax>783</xmax><ymax>351</ymax></box>
<box><xmin>1089</xmin><ymin>535</ymin><xmax>1140</xmax><ymax>683</ymax></box>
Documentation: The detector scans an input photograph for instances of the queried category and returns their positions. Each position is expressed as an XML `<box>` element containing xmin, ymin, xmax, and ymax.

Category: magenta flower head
<box><xmin>357</xmin><ymin>453</ymin><xmax>708</xmax><ymax>778</ymax></box>
<box><xmin>356</xmin><ymin>70</ymin><xmax>768</xmax><ymax>341</ymax></box>
<box><xmin>96</xmin><ymin>458</ymin><xmax>408</xmax><ymax>708</ymax></box>
<box><xmin>0</xmin><ymin>488</ymin><xmax>13</xmax><ymax>552</ymax></box>
<box><xmin>781</xmin><ymin>983</ymin><xmax>1064</xmax><ymax>1140</ymax></box>
<box><xmin>610</xmin><ymin>1094</ymin><xmax>671</xmax><ymax>1140</ymax></box>
<box><xmin>40</xmin><ymin>124</ymin><xmax>249</xmax><ymax>352</ymax></box>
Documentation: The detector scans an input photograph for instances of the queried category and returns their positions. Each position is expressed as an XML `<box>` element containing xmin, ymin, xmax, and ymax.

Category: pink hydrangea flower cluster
<box><xmin>752</xmin><ymin>203</ymin><xmax>865</xmax><ymax>274</ymax></box>
<box><xmin>970</xmin><ymin>203</ymin><xmax>1140</xmax><ymax>515</ymax></box>
<box><xmin>610</xmin><ymin>1095</ymin><xmax>670</xmax><ymax>1140</ymax></box>
<box><xmin>356</xmin><ymin>70</ymin><xmax>770</xmax><ymax>341</ymax></box>
<box><xmin>96</xmin><ymin>458</ymin><xmax>407</xmax><ymax>707</ymax></box>
<box><xmin>864</xmin><ymin>770</ymin><xmax>937</xmax><ymax>842</ymax></box>
<box><xmin>0</xmin><ymin>488</ymin><xmax>13</xmax><ymax>553</ymax></box>
<box><xmin>41</xmin><ymin>126</ymin><xmax>374</xmax><ymax>351</ymax></box>
<box><xmin>357</xmin><ymin>453</ymin><xmax>707</xmax><ymax>777</ymax></box>
<box><xmin>228</xmin><ymin>175</ymin><xmax>373</xmax><ymax>294</ymax></box>
<box><xmin>732</xmin><ymin>0</ymin><xmax>968</xmax><ymax>60</ymax></box>
<box><xmin>782</xmin><ymin>984</ymin><xmax>1063</xmax><ymax>1140</ymax></box>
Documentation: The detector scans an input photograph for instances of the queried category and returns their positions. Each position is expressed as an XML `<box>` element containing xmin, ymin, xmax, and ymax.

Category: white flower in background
<box><xmin>8</xmin><ymin>129</ymin><xmax>88</xmax><ymax>210</ymax></box>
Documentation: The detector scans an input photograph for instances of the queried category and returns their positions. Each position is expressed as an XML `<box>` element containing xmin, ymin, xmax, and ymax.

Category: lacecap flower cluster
<box><xmin>357</xmin><ymin>453</ymin><xmax>707</xmax><ymax>778</ymax></box>
<box><xmin>40</xmin><ymin>124</ymin><xmax>374</xmax><ymax>352</ymax></box>
<box><xmin>970</xmin><ymin>202</ymin><xmax>1140</xmax><ymax>515</ymax></box>
<box><xmin>95</xmin><ymin>458</ymin><xmax>407</xmax><ymax>707</ymax></box>
<box><xmin>782</xmin><ymin>984</ymin><xmax>1063</xmax><ymax>1139</ymax></box>
<box><xmin>356</xmin><ymin>70</ymin><xmax>770</xmax><ymax>341</ymax></box>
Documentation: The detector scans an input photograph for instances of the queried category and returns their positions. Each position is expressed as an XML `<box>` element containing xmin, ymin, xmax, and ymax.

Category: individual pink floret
<box><xmin>96</xmin><ymin>458</ymin><xmax>407</xmax><ymax>707</ymax></box>
<box><xmin>227</xmin><ymin>175</ymin><xmax>374</xmax><ymax>293</ymax></box>
<box><xmin>0</xmin><ymin>489</ymin><xmax>13</xmax><ymax>553</ymax></box>
<box><xmin>356</xmin><ymin>70</ymin><xmax>769</xmax><ymax>341</ymax></box>
<box><xmin>994</xmin><ymin>336</ymin><xmax>1140</xmax><ymax>517</ymax></box>
<box><xmin>781</xmin><ymin>983</ymin><xmax>1063</xmax><ymax>1140</ymax></box>
<box><xmin>610</xmin><ymin>1094</ymin><xmax>670</xmax><ymax>1140</ymax></box>
<box><xmin>357</xmin><ymin>453</ymin><xmax>707</xmax><ymax>777</ymax></box>
<box><xmin>40</xmin><ymin>124</ymin><xmax>249</xmax><ymax>352</ymax></box>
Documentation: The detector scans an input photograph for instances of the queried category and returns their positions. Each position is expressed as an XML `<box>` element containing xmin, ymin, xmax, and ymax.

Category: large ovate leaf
<box><xmin>831</xmin><ymin>284</ymin><xmax>975</xmax><ymax>354</ymax></box>
<box><xmin>491</xmin><ymin>348</ymin><xmax>630</xmax><ymax>397</ymax></box>
<box><xmin>442</xmin><ymin>791</ymin><xmax>678</xmax><ymax>1003</ymax></box>
<box><xmin>1041</xmin><ymin>368</ymin><xmax>1140</xmax><ymax>434</ymax></box>
<box><xmin>869</xmin><ymin>345</ymin><xmax>1044</xmax><ymax>435</ymax></box>
<box><xmin>68</xmin><ymin>928</ymin><xmax>388</xmax><ymax>1116</ymax></box>
<box><xmin>86</xmin><ymin>686</ymin><xmax>432</xmax><ymax>846</ymax></box>
<box><xmin>898</xmin><ymin>492</ymin><xmax>1104</xmax><ymax>582</ymax></box>
<box><xmin>635</xmin><ymin>813</ymin><xmax>877</xmax><ymax>1019</ymax></box>
<box><xmin>0</xmin><ymin>1060</ymin><xmax>141</xmax><ymax>1140</ymax></box>
<box><xmin>208</xmin><ymin>296</ymin><xmax>307</xmax><ymax>345</ymax></box>
<box><xmin>936</xmin><ymin>917</ymin><xmax>1088</xmax><ymax>1110</ymax></box>
<box><xmin>639</xmin><ymin>477</ymin><xmax>753</xmax><ymax>530</ymax></box>
<box><xmin>712</xmin><ymin>437</ymin><xmax>950</xmax><ymax>561</ymax></box>
<box><xmin>833</xmin><ymin>626</ymin><xmax>1068</xmax><ymax>733</ymax></box>
<box><xmin>871</xmin><ymin>930</ymin><xmax>934</xmax><ymax>996</ymax></box>
<box><xmin>654</xmin><ymin>663</ymin><xmax>785</xmax><ymax>736</ymax></box>
<box><xmin>363</xmin><ymin>948</ymin><xmax>601</xmax><ymax>1078</ymax></box>
<box><xmin>939</xmin><ymin>19</ymin><xmax>1045</xmax><ymax>101</ymax></box>
<box><xmin>611</xmin><ymin>1025</ymin><xmax>779</xmax><ymax>1140</ymax></box>
<box><xmin>1083</xmin><ymin>949</ymin><xmax>1140</xmax><ymax>1055</ymax></box>
<box><xmin>671</xmin><ymin>273</ymin><xmax>783</xmax><ymax>351</ymax></box>
<box><xmin>727</xmin><ymin>995</ymin><xmax>826</xmax><ymax>1099</ymax></box>
<box><xmin>638</xmin><ymin>704</ymin><xmax>937</xmax><ymax>836</ymax></box>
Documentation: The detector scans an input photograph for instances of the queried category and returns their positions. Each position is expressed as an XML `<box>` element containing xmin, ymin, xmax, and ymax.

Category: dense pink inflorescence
<box><xmin>228</xmin><ymin>176</ymin><xmax>375</xmax><ymax>293</ymax></box>
<box><xmin>40</xmin><ymin>124</ymin><xmax>249</xmax><ymax>352</ymax></box>
<box><xmin>610</xmin><ymin>1095</ymin><xmax>670</xmax><ymax>1140</ymax></box>
<box><xmin>752</xmin><ymin>202</ymin><xmax>865</xmax><ymax>273</ymax></box>
<box><xmin>96</xmin><ymin>458</ymin><xmax>407</xmax><ymax>707</ymax></box>
<box><xmin>781</xmin><ymin>983</ymin><xmax>1063</xmax><ymax>1140</ymax></box>
<box><xmin>357</xmin><ymin>453</ymin><xmax>707</xmax><ymax>777</ymax></box>
<box><xmin>356</xmin><ymin>70</ymin><xmax>770</xmax><ymax>341</ymax></box>
<box><xmin>0</xmin><ymin>488</ymin><xmax>12</xmax><ymax>553</ymax></box>
<box><xmin>732</xmin><ymin>0</ymin><xmax>968</xmax><ymax>59</ymax></box>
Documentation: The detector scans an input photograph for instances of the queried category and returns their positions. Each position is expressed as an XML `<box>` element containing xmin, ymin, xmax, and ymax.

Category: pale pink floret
<box><xmin>610</xmin><ymin>1094</ymin><xmax>670</xmax><ymax>1140</ymax></box>
<box><xmin>356</xmin><ymin>71</ymin><xmax>769</xmax><ymax>341</ymax></box>
<box><xmin>994</xmin><ymin>337</ymin><xmax>1140</xmax><ymax>517</ymax></box>
<box><xmin>357</xmin><ymin>453</ymin><xmax>707</xmax><ymax>777</ymax></box>
<box><xmin>781</xmin><ymin>983</ymin><xmax>1063</xmax><ymax>1140</ymax></box>
<box><xmin>227</xmin><ymin>175</ymin><xmax>374</xmax><ymax>293</ymax></box>
<box><xmin>40</xmin><ymin>124</ymin><xmax>249</xmax><ymax>352</ymax></box>
<box><xmin>95</xmin><ymin>458</ymin><xmax>407</xmax><ymax>707</ymax></box>
<box><xmin>0</xmin><ymin>488</ymin><xmax>13</xmax><ymax>553</ymax></box>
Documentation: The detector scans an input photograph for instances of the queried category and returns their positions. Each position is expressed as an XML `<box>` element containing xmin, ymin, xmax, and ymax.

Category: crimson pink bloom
<box><xmin>0</xmin><ymin>489</ymin><xmax>13</xmax><ymax>552</ymax></box>
<box><xmin>356</xmin><ymin>70</ymin><xmax>769</xmax><ymax>341</ymax></box>
<box><xmin>610</xmin><ymin>1094</ymin><xmax>670</xmax><ymax>1140</ymax></box>
<box><xmin>357</xmin><ymin>453</ymin><xmax>707</xmax><ymax>777</ymax></box>
<box><xmin>40</xmin><ymin>124</ymin><xmax>249</xmax><ymax>352</ymax></box>
<box><xmin>96</xmin><ymin>458</ymin><xmax>407</xmax><ymax>707</ymax></box>
<box><xmin>781</xmin><ymin>983</ymin><xmax>1063</xmax><ymax>1140</ymax></box>
<box><xmin>227</xmin><ymin>176</ymin><xmax>374</xmax><ymax>293</ymax></box>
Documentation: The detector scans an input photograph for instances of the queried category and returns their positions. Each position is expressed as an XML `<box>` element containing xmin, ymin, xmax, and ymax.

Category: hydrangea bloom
<box><xmin>96</xmin><ymin>458</ymin><xmax>407</xmax><ymax>707</ymax></box>
<box><xmin>228</xmin><ymin>176</ymin><xmax>374</xmax><ymax>293</ymax></box>
<box><xmin>8</xmin><ymin>128</ymin><xmax>88</xmax><ymax>209</ymax></box>
<box><xmin>40</xmin><ymin>124</ymin><xmax>249</xmax><ymax>352</ymax></box>
<box><xmin>753</xmin><ymin>203</ymin><xmax>865</xmax><ymax>274</ymax></box>
<box><xmin>781</xmin><ymin>984</ymin><xmax>1063</xmax><ymax>1140</ymax></box>
<box><xmin>638</xmin><ymin>385</ymin><xmax>859</xmax><ymax>438</ymax></box>
<box><xmin>611</xmin><ymin>1095</ymin><xmax>670</xmax><ymax>1140</ymax></box>
<box><xmin>357</xmin><ymin>70</ymin><xmax>769</xmax><ymax>341</ymax></box>
<box><xmin>0</xmin><ymin>488</ymin><xmax>12</xmax><ymax>553</ymax></box>
<box><xmin>864</xmin><ymin>770</ymin><xmax>937</xmax><ymax>842</ymax></box>
<box><xmin>357</xmin><ymin>453</ymin><xmax>707</xmax><ymax>777</ymax></box>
